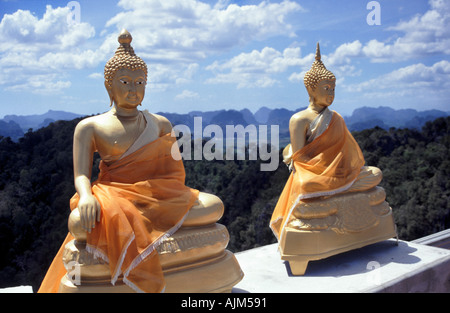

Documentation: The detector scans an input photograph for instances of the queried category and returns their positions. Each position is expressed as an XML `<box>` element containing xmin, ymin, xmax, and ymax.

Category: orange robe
<box><xmin>38</xmin><ymin>133</ymin><xmax>199</xmax><ymax>293</ymax></box>
<box><xmin>270</xmin><ymin>111</ymin><xmax>365</xmax><ymax>241</ymax></box>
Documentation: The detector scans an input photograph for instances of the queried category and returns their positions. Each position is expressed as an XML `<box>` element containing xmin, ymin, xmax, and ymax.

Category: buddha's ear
<box><xmin>105</xmin><ymin>81</ymin><xmax>114</xmax><ymax>107</ymax></box>
<box><xmin>306</xmin><ymin>85</ymin><xmax>315</xmax><ymax>101</ymax></box>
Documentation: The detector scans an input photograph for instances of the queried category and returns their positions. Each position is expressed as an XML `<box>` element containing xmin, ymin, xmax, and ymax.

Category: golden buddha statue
<box><xmin>270</xmin><ymin>43</ymin><xmax>397</xmax><ymax>275</ymax></box>
<box><xmin>38</xmin><ymin>29</ymin><xmax>243</xmax><ymax>293</ymax></box>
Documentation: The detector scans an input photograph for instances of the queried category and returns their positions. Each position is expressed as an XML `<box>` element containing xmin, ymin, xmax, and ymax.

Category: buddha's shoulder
<box><xmin>147</xmin><ymin>112</ymin><xmax>173</xmax><ymax>135</ymax></box>
<box><xmin>74</xmin><ymin>113</ymin><xmax>111</xmax><ymax>132</ymax></box>
<box><xmin>148</xmin><ymin>112</ymin><xmax>170</xmax><ymax>125</ymax></box>
<box><xmin>81</xmin><ymin>111</ymin><xmax>115</xmax><ymax>123</ymax></box>
<box><xmin>289</xmin><ymin>109</ymin><xmax>314</xmax><ymax>127</ymax></box>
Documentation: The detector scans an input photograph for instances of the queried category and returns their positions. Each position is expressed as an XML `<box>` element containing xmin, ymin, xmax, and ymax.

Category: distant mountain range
<box><xmin>344</xmin><ymin>106</ymin><xmax>450</xmax><ymax>131</ymax></box>
<box><xmin>158</xmin><ymin>106</ymin><xmax>449</xmax><ymax>138</ymax></box>
<box><xmin>0</xmin><ymin>106</ymin><xmax>448</xmax><ymax>141</ymax></box>
<box><xmin>0</xmin><ymin>110</ymin><xmax>84</xmax><ymax>141</ymax></box>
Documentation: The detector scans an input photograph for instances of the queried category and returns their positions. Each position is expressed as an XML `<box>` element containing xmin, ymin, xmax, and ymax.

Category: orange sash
<box><xmin>270</xmin><ymin>111</ymin><xmax>364</xmax><ymax>240</ymax></box>
<box><xmin>38</xmin><ymin>134</ymin><xmax>198</xmax><ymax>293</ymax></box>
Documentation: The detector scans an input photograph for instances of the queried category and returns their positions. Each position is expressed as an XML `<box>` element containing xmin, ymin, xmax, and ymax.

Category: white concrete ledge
<box><xmin>413</xmin><ymin>229</ymin><xmax>450</xmax><ymax>250</ymax></box>
<box><xmin>0</xmin><ymin>286</ymin><xmax>33</xmax><ymax>293</ymax></box>
<box><xmin>232</xmin><ymin>239</ymin><xmax>450</xmax><ymax>293</ymax></box>
<box><xmin>3</xmin><ymin>237</ymin><xmax>450</xmax><ymax>293</ymax></box>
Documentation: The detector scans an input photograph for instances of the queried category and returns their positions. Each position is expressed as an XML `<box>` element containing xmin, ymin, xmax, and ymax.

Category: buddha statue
<box><xmin>38</xmin><ymin>29</ymin><xmax>243</xmax><ymax>293</ymax></box>
<box><xmin>270</xmin><ymin>43</ymin><xmax>397</xmax><ymax>275</ymax></box>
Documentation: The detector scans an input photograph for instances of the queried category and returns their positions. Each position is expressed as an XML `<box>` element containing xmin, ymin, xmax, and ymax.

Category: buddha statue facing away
<box><xmin>270</xmin><ymin>43</ymin><xmax>397</xmax><ymax>275</ymax></box>
<box><xmin>38</xmin><ymin>30</ymin><xmax>243</xmax><ymax>293</ymax></box>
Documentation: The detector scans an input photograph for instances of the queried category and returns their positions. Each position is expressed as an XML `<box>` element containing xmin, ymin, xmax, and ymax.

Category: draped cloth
<box><xmin>38</xmin><ymin>132</ymin><xmax>199</xmax><ymax>293</ymax></box>
<box><xmin>270</xmin><ymin>110</ymin><xmax>365</xmax><ymax>241</ymax></box>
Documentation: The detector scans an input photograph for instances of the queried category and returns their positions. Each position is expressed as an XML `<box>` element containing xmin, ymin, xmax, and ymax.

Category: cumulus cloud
<box><xmin>345</xmin><ymin>60</ymin><xmax>450</xmax><ymax>98</ymax></box>
<box><xmin>0</xmin><ymin>1</ymin><xmax>302</xmax><ymax>94</ymax></box>
<box><xmin>88</xmin><ymin>73</ymin><xmax>103</xmax><ymax>79</ymax></box>
<box><xmin>101</xmin><ymin>0</ymin><xmax>302</xmax><ymax>91</ymax></box>
<box><xmin>105</xmin><ymin>0</ymin><xmax>302</xmax><ymax>63</ymax></box>
<box><xmin>209</xmin><ymin>0</ymin><xmax>450</xmax><ymax>90</ymax></box>
<box><xmin>321</xmin><ymin>40</ymin><xmax>364</xmax><ymax>78</ymax></box>
<box><xmin>0</xmin><ymin>5</ymin><xmax>97</xmax><ymax>54</ymax></box>
<box><xmin>342</xmin><ymin>1</ymin><xmax>450</xmax><ymax>97</ymax></box>
<box><xmin>0</xmin><ymin>5</ymin><xmax>99</xmax><ymax>94</ymax></box>
<box><xmin>175</xmin><ymin>89</ymin><xmax>199</xmax><ymax>100</ymax></box>
<box><xmin>206</xmin><ymin>46</ymin><xmax>312</xmax><ymax>88</ymax></box>
<box><xmin>326</xmin><ymin>41</ymin><xmax>362</xmax><ymax>66</ymax></box>
<box><xmin>4</xmin><ymin>74</ymin><xmax>72</xmax><ymax>95</ymax></box>
<box><xmin>4</xmin><ymin>0</ymin><xmax>447</xmax><ymax>102</ymax></box>
<box><xmin>0</xmin><ymin>6</ymin><xmax>93</xmax><ymax>52</ymax></box>
<box><xmin>362</xmin><ymin>0</ymin><xmax>450</xmax><ymax>62</ymax></box>
<box><xmin>206</xmin><ymin>40</ymin><xmax>366</xmax><ymax>89</ymax></box>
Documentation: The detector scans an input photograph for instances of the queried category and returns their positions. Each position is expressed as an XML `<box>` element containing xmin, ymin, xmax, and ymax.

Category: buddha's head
<box><xmin>104</xmin><ymin>29</ymin><xmax>148</xmax><ymax>109</ymax></box>
<box><xmin>304</xmin><ymin>43</ymin><xmax>336</xmax><ymax>107</ymax></box>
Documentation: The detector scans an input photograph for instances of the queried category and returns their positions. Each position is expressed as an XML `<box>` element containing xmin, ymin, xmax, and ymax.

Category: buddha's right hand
<box><xmin>77</xmin><ymin>194</ymin><xmax>101</xmax><ymax>233</ymax></box>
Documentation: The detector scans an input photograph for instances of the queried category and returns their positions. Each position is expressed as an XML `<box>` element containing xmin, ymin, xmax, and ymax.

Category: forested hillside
<box><xmin>0</xmin><ymin>116</ymin><xmax>448</xmax><ymax>291</ymax></box>
<box><xmin>353</xmin><ymin>118</ymin><xmax>450</xmax><ymax>240</ymax></box>
<box><xmin>0</xmin><ymin>119</ymin><xmax>83</xmax><ymax>291</ymax></box>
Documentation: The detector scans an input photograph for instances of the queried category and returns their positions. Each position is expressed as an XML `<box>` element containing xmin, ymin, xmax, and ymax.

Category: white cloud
<box><xmin>105</xmin><ymin>0</ymin><xmax>302</xmax><ymax>63</ymax></box>
<box><xmin>362</xmin><ymin>0</ymin><xmax>450</xmax><ymax>62</ymax></box>
<box><xmin>88</xmin><ymin>73</ymin><xmax>103</xmax><ymax>79</ymax></box>
<box><xmin>326</xmin><ymin>40</ymin><xmax>362</xmax><ymax>66</ymax></box>
<box><xmin>345</xmin><ymin>60</ymin><xmax>450</xmax><ymax>97</ymax></box>
<box><xmin>175</xmin><ymin>63</ymin><xmax>199</xmax><ymax>84</ymax></box>
<box><xmin>206</xmin><ymin>40</ymin><xmax>366</xmax><ymax>89</ymax></box>
<box><xmin>4</xmin><ymin>74</ymin><xmax>71</xmax><ymax>95</ymax></box>
<box><xmin>206</xmin><ymin>46</ymin><xmax>311</xmax><ymax>88</ymax></box>
<box><xmin>101</xmin><ymin>0</ymin><xmax>302</xmax><ymax>91</ymax></box>
<box><xmin>311</xmin><ymin>41</ymin><xmax>364</xmax><ymax>79</ymax></box>
<box><xmin>175</xmin><ymin>89</ymin><xmax>199</xmax><ymax>100</ymax></box>
<box><xmin>0</xmin><ymin>5</ymin><xmax>95</xmax><ymax>53</ymax></box>
<box><xmin>0</xmin><ymin>0</ymin><xmax>302</xmax><ymax>95</ymax></box>
<box><xmin>0</xmin><ymin>5</ymin><xmax>99</xmax><ymax>94</ymax></box>
<box><xmin>288</xmin><ymin>71</ymin><xmax>305</xmax><ymax>83</ymax></box>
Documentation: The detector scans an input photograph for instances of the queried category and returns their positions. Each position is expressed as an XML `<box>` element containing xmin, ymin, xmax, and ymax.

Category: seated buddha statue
<box><xmin>38</xmin><ymin>29</ymin><xmax>243</xmax><ymax>293</ymax></box>
<box><xmin>270</xmin><ymin>43</ymin><xmax>397</xmax><ymax>275</ymax></box>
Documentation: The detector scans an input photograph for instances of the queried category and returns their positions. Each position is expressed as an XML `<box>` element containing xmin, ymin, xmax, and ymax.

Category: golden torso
<box><xmin>289</xmin><ymin>79</ymin><xmax>335</xmax><ymax>153</ymax></box>
<box><xmin>86</xmin><ymin>110</ymin><xmax>160</xmax><ymax>164</ymax></box>
<box><xmin>289</xmin><ymin>107</ymin><xmax>325</xmax><ymax>153</ymax></box>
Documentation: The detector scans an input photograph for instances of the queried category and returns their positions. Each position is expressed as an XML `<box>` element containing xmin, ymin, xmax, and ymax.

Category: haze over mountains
<box><xmin>0</xmin><ymin>110</ymin><xmax>84</xmax><ymax>141</ymax></box>
<box><xmin>0</xmin><ymin>106</ymin><xmax>448</xmax><ymax>142</ymax></box>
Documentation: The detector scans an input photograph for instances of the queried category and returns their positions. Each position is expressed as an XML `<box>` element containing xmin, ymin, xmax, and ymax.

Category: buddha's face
<box><xmin>310</xmin><ymin>79</ymin><xmax>335</xmax><ymax>107</ymax></box>
<box><xmin>108</xmin><ymin>68</ymin><xmax>146</xmax><ymax>109</ymax></box>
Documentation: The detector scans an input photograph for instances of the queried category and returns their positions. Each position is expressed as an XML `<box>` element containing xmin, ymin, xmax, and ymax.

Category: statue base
<box><xmin>58</xmin><ymin>193</ymin><xmax>244</xmax><ymax>293</ymax></box>
<box><xmin>59</xmin><ymin>222</ymin><xmax>244</xmax><ymax>293</ymax></box>
<box><xmin>279</xmin><ymin>187</ymin><xmax>398</xmax><ymax>275</ymax></box>
<box><xmin>59</xmin><ymin>249</ymin><xmax>242</xmax><ymax>293</ymax></box>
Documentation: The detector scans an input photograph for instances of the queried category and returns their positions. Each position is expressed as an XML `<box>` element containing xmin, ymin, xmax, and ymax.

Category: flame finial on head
<box><xmin>118</xmin><ymin>28</ymin><xmax>132</xmax><ymax>45</ymax></box>
<box><xmin>304</xmin><ymin>42</ymin><xmax>335</xmax><ymax>90</ymax></box>
<box><xmin>315</xmin><ymin>42</ymin><xmax>321</xmax><ymax>61</ymax></box>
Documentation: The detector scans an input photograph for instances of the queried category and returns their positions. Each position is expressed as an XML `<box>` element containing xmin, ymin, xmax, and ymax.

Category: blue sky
<box><xmin>0</xmin><ymin>0</ymin><xmax>449</xmax><ymax>118</ymax></box>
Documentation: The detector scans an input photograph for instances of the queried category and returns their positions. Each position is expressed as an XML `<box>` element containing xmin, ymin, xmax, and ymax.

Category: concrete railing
<box><xmin>412</xmin><ymin>229</ymin><xmax>450</xmax><ymax>250</ymax></box>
